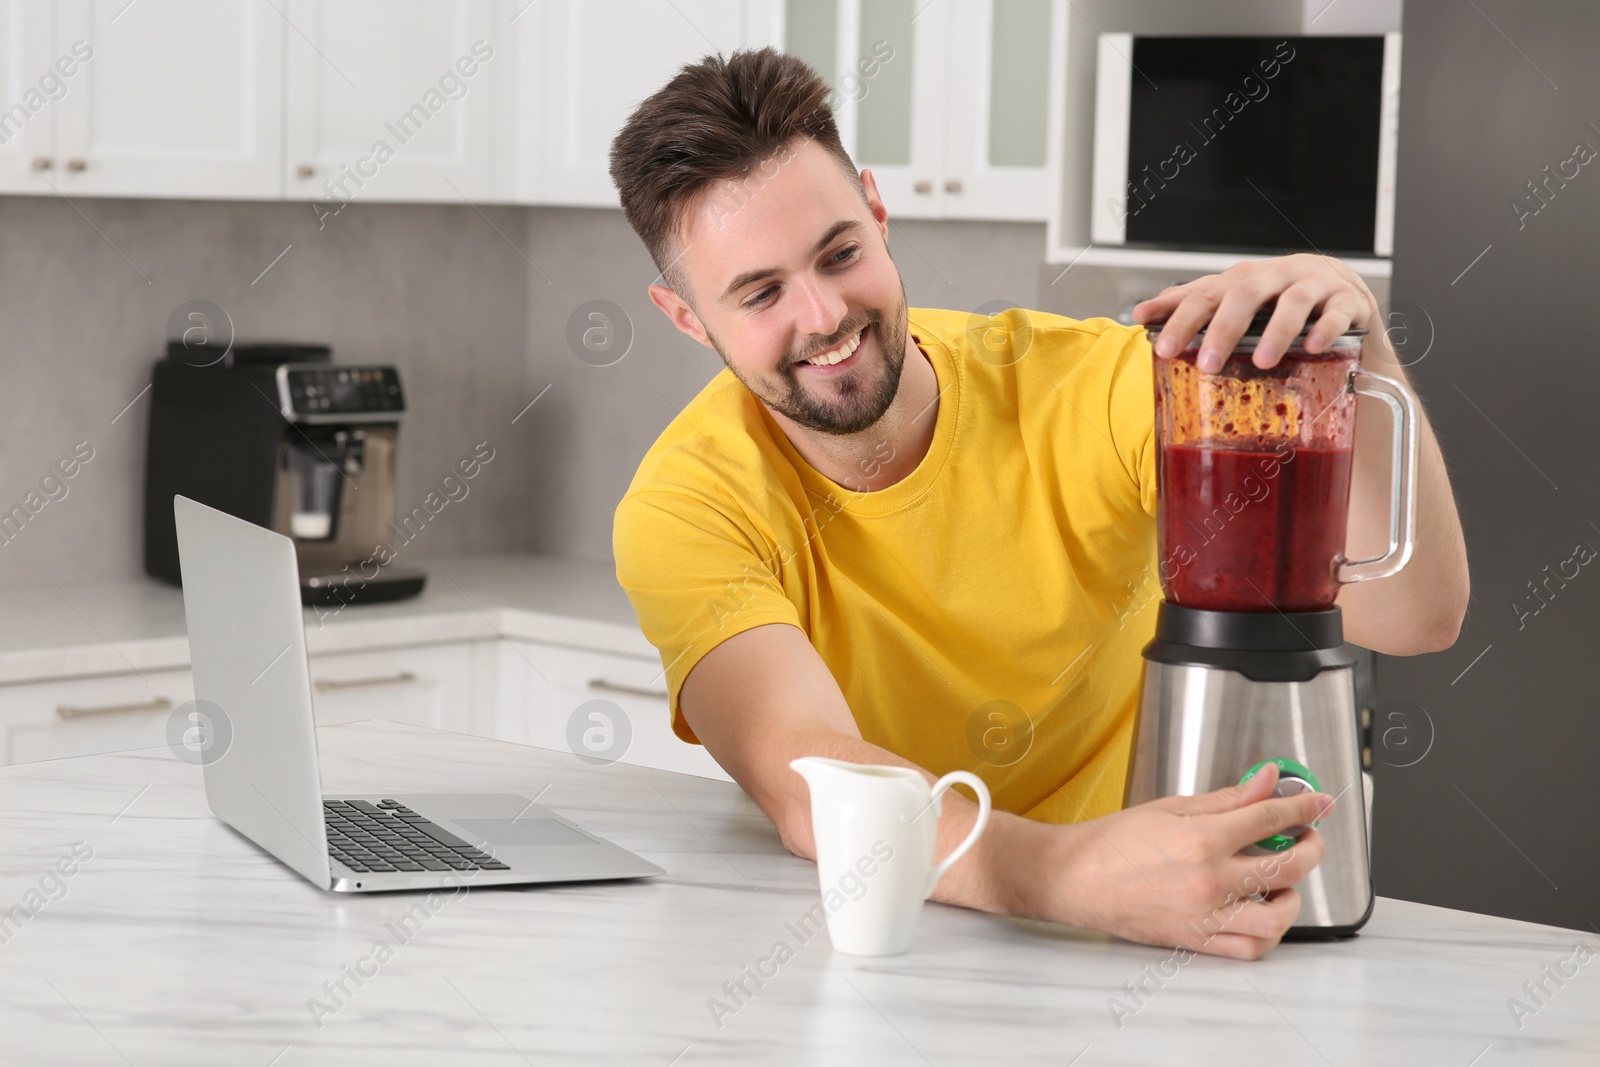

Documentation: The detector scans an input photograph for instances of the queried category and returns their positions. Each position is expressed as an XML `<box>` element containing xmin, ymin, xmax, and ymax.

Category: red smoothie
<box><xmin>1157</xmin><ymin>443</ymin><xmax>1354</xmax><ymax>612</ymax></box>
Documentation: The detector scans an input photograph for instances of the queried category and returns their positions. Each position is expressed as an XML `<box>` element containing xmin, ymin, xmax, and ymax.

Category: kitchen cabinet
<box><xmin>1</xmin><ymin>0</ymin><xmax>500</xmax><ymax>204</ymax></box>
<box><xmin>48</xmin><ymin>0</ymin><xmax>284</xmax><ymax>199</ymax></box>
<box><xmin>305</xmin><ymin>641</ymin><xmax>496</xmax><ymax>735</ymax></box>
<box><xmin>511</xmin><ymin>0</ymin><xmax>782</xmax><ymax>206</ymax></box>
<box><xmin>0</xmin><ymin>0</ymin><xmax>57</xmax><ymax>194</ymax></box>
<box><xmin>283</xmin><ymin>0</ymin><xmax>499</xmax><ymax>205</ymax></box>
<box><xmin>0</xmin><ymin>634</ymin><xmax>728</xmax><ymax>781</ymax></box>
<box><xmin>0</xmin><ymin>667</ymin><xmax>195</xmax><ymax>765</ymax></box>
<box><xmin>497</xmin><ymin>639</ymin><xmax>734</xmax><ymax>781</ymax></box>
<box><xmin>0</xmin><ymin>0</ymin><xmax>1054</xmax><ymax>213</ymax></box>
<box><xmin>0</xmin><ymin>643</ymin><xmax>494</xmax><ymax>766</ymax></box>
<box><xmin>783</xmin><ymin>0</ymin><xmax>1055</xmax><ymax>221</ymax></box>
<box><xmin>0</xmin><ymin>557</ymin><xmax>730</xmax><ymax>782</ymax></box>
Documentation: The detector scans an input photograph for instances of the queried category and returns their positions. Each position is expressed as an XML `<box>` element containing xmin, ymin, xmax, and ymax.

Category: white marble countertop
<box><xmin>0</xmin><ymin>553</ymin><xmax>654</xmax><ymax>684</ymax></box>
<box><xmin>1</xmin><ymin>720</ymin><xmax>1595</xmax><ymax>1065</ymax></box>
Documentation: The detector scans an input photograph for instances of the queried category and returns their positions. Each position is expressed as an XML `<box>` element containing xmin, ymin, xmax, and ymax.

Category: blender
<box><xmin>1123</xmin><ymin>310</ymin><xmax>1419</xmax><ymax>939</ymax></box>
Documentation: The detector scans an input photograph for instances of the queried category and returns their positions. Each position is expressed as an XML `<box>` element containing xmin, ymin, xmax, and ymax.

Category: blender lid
<box><xmin>1144</xmin><ymin>305</ymin><xmax>1367</xmax><ymax>347</ymax></box>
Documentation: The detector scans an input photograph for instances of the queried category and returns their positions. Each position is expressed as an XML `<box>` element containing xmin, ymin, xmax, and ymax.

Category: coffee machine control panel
<box><xmin>275</xmin><ymin>364</ymin><xmax>404</xmax><ymax>423</ymax></box>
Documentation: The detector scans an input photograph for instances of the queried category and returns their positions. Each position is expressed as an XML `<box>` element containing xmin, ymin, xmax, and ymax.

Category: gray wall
<box><xmin>1374</xmin><ymin>0</ymin><xmax>1599</xmax><ymax>931</ymax></box>
<box><xmin>0</xmin><ymin>194</ymin><xmax>1049</xmax><ymax>586</ymax></box>
<box><xmin>0</xmin><ymin>196</ymin><xmax>536</xmax><ymax>587</ymax></box>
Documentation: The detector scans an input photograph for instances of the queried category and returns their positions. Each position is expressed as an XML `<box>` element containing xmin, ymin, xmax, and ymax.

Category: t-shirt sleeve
<box><xmin>1105</xmin><ymin>324</ymin><xmax>1159</xmax><ymax>519</ymax></box>
<box><xmin>613</xmin><ymin>490</ymin><xmax>803</xmax><ymax>744</ymax></box>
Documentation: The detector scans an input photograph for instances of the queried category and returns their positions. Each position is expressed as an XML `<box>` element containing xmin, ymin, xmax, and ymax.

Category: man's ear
<box><xmin>649</xmin><ymin>282</ymin><xmax>714</xmax><ymax>350</ymax></box>
<box><xmin>858</xmin><ymin>168</ymin><xmax>891</xmax><ymax>246</ymax></box>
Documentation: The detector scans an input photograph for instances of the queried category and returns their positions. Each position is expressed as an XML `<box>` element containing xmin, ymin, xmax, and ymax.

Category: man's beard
<box><xmin>709</xmin><ymin>292</ymin><xmax>910</xmax><ymax>437</ymax></box>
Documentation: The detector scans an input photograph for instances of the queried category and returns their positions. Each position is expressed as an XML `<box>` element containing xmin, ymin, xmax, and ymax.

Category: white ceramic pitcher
<box><xmin>790</xmin><ymin>757</ymin><xmax>992</xmax><ymax>956</ymax></box>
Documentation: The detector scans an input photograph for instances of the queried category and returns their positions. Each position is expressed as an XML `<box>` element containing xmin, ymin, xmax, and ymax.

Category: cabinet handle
<box><xmin>65</xmin><ymin>158</ymin><xmax>87</xmax><ymax>172</ymax></box>
<box><xmin>587</xmin><ymin>679</ymin><xmax>668</xmax><ymax>700</ymax></box>
<box><xmin>913</xmin><ymin>179</ymin><xmax>932</xmax><ymax>194</ymax></box>
<box><xmin>31</xmin><ymin>156</ymin><xmax>52</xmax><ymax>171</ymax></box>
<box><xmin>57</xmin><ymin>696</ymin><xmax>174</xmax><ymax>720</ymax></box>
<box><xmin>296</xmin><ymin>163</ymin><xmax>315</xmax><ymax>178</ymax></box>
<box><xmin>314</xmin><ymin>671</ymin><xmax>416</xmax><ymax>692</ymax></box>
<box><xmin>944</xmin><ymin>179</ymin><xmax>963</xmax><ymax>194</ymax></box>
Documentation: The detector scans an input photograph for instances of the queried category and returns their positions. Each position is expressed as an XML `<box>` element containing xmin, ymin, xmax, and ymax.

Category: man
<box><xmin>607</xmin><ymin>48</ymin><xmax>1469</xmax><ymax>960</ymax></box>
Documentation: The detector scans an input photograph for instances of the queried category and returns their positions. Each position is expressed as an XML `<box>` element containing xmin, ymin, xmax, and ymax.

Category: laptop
<box><xmin>173</xmin><ymin>494</ymin><xmax>664</xmax><ymax>892</ymax></box>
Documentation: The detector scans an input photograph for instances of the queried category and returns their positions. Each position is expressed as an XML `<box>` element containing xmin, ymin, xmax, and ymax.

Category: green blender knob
<box><xmin>1240</xmin><ymin>758</ymin><xmax>1322</xmax><ymax>852</ymax></box>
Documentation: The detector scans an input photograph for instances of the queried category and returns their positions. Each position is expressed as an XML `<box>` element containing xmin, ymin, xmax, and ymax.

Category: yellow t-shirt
<box><xmin>613</xmin><ymin>307</ymin><xmax>1160</xmax><ymax>822</ymax></box>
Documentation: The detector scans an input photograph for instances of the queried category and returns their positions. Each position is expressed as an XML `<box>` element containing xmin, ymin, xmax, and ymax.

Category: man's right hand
<box><xmin>1020</xmin><ymin>760</ymin><xmax>1333</xmax><ymax>960</ymax></box>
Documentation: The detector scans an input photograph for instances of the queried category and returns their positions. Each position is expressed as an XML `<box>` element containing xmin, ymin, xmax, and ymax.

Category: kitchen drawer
<box><xmin>308</xmin><ymin>644</ymin><xmax>490</xmax><ymax>735</ymax></box>
<box><xmin>499</xmin><ymin>641</ymin><xmax>733</xmax><ymax>782</ymax></box>
<box><xmin>0</xmin><ymin>669</ymin><xmax>195</xmax><ymax>766</ymax></box>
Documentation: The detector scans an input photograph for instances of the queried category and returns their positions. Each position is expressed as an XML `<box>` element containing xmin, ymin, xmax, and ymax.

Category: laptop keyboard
<box><xmin>324</xmin><ymin>799</ymin><xmax>511</xmax><ymax>874</ymax></box>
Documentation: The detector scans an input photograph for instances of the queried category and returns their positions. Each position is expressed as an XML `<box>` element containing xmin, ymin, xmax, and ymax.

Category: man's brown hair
<box><xmin>608</xmin><ymin>46</ymin><xmax>866</xmax><ymax>309</ymax></box>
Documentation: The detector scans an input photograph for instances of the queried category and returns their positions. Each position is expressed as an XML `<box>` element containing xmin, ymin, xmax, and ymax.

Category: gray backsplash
<box><xmin>1034</xmin><ymin>261</ymin><xmax>1391</xmax><ymax>324</ymax></box>
<box><xmin>0</xmin><ymin>195</ymin><xmax>1052</xmax><ymax>585</ymax></box>
<box><xmin>0</xmin><ymin>195</ymin><xmax>533</xmax><ymax>587</ymax></box>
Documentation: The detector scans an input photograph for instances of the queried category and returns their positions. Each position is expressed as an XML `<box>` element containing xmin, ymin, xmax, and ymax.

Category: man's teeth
<box><xmin>803</xmin><ymin>328</ymin><xmax>865</xmax><ymax>366</ymax></box>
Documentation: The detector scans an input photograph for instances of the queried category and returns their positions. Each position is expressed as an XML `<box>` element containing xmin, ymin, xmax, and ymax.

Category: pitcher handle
<box><xmin>923</xmin><ymin>771</ymin><xmax>992</xmax><ymax>898</ymax></box>
<box><xmin>1337</xmin><ymin>366</ymin><xmax>1419</xmax><ymax>584</ymax></box>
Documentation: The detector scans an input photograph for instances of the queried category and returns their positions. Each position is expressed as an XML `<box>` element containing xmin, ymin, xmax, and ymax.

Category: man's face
<box><xmin>650</xmin><ymin>138</ymin><xmax>910</xmax><ymax>436</ymax></box>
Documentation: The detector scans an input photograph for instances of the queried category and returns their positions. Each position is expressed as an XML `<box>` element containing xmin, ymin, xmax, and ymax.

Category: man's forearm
<box><xmin>1340</xmin><ymin>341</ymin><xmax>1471</xmax><ymax>653</ymax></box>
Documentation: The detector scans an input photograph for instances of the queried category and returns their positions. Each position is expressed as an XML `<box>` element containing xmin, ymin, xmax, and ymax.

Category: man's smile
<box><xmin>795</xmin><ymin>324</ymin><xmax>869</xmax><ymax>373</ymax></box>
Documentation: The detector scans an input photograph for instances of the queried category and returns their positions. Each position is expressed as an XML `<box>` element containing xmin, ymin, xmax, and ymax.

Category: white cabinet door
<box><xmin>284</xmin><ymin>0</ymin><xmax>498</xmax><ymax>205</ymax></box>
<box><xmin>498</xmin><ymin>640</ymin><xmax>733</xmax><ymax>781</ymax></box>
<box><xmin>52</xmin><ymin>0</ymin><xmax>283</xmax><ymax>199</ymax></box>
<box><xmin>0</xmin><ymin>0</ymin><xmax>57</xmax><ymax>193</ymax></box>
<box><xmin>515</xmin><ymin>0</ymin><xmax>782</xmax><ymax>206</ymax></box>
<box><xmin>0</xmin><ymin>668</ymin><xmax>195</xmax><ymax>766</ymax></box>
<box><xmin>307</xmin><ymin>642</ymin><xmax>491</xmax><ymax>735</ymax></box>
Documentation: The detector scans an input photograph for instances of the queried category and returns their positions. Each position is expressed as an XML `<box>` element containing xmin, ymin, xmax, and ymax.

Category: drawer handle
<box><xmin>314</xmin><ymin>671</ymin><xmax>416</xmax><ymax>692</ymax></box>
<box><xmin>587</xmin><ymin>679</ymin><xmax>668</xmax><ymax>700</ymax></box>
<box><xmin>56</xmin><ymin>696</ymin><xmax>174</xmax><ymax>720</ymax></box>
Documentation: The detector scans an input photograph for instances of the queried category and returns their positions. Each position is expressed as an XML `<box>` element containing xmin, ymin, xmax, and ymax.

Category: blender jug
<box><xmin>1150</xmin><ymin>324</ymin><xmax>1420</xmax><ymax>612</ymax></box>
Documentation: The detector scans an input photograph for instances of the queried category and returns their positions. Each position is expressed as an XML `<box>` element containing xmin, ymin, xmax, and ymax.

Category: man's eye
<box><xmin>742</xmin><ymin>251</ymin><xmax>857</xmax><ymax>313</ymax></box>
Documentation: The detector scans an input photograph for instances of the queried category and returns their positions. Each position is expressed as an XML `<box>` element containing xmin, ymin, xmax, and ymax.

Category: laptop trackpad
<box><xmin>454</xmin><ymin>819</ymin><xmax>596</xmax><ymax>847</ymax></box>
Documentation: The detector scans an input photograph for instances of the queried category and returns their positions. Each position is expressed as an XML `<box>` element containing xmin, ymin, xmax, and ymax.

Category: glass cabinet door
<box><xmin>942</xmin><ymin>0</ymin><xmax>1053</xmax><ymax>221</ymax></box>
<box><xmin>785</xmin><ymin>0</ymin><xmax>948</xmax><ymax>219</ymax></box>
<box><xmin>782</xmin><ymin>0</ymin><xmax>1053</xmax><ymax>221</ymax></box>
<box><xmin>0</xmin><ymin>3</ymin><xmax>55</xmax><ymax>194</ymax></box>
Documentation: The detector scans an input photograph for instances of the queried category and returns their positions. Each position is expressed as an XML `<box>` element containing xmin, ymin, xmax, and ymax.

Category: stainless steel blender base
<box><xmin>1125</xmin><ymin>660</ymin><xmax>1374</xmax><ymax>936</ymax></box>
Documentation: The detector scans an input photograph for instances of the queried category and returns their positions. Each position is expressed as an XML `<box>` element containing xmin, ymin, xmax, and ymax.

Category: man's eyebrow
<box><xmin>717</xmin><ymin>220</ymin><xmax>863</xmax><ymax>305</ymax></box>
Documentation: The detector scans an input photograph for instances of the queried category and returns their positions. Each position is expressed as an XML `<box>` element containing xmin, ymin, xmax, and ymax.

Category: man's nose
<box><xmin>793</xmin><ymin>274</ymin><xmax>850</xmax><ymax>340</ymax></box>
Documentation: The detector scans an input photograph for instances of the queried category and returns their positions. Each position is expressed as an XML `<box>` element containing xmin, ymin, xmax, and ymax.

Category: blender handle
<box><xmin>1338</xmin><ymin>367</ymin><xmax>1420</xmax><ymax>584</ymax></box>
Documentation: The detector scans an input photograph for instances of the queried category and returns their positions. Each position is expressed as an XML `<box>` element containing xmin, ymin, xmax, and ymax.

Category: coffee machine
<box><xmin>144</xmin><ymin>341</ymin><xmax>426</xmax><ymax>606</ymax></box>
<box><xmin>1124</xmin><ymin>314</ymin><xmax>1419</xmax><ymax>939</ymax></box>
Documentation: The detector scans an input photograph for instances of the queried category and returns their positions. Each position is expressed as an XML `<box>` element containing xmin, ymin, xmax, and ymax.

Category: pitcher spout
<box><xmin>789</xmin><ymin>756</ymin><xmax>859</xmax><ymax>787</ymax></box>
<box><xmin>789</xmin><ymin>757</ymin><xmax>927</xmax><ymax>790</ymax></box>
